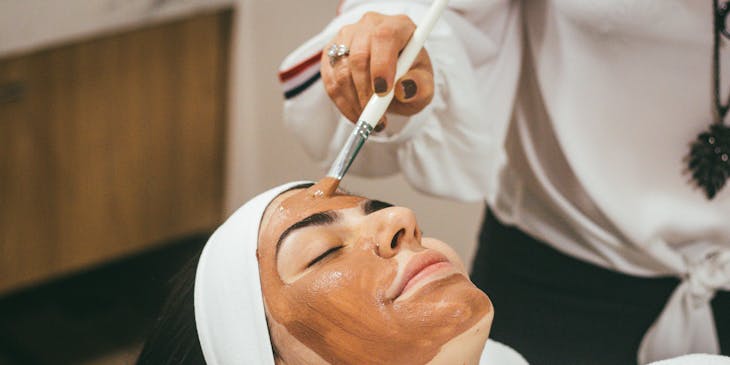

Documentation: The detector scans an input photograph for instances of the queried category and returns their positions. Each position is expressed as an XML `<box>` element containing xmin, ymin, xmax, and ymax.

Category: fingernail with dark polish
<box><xmin>402</xmin><ymin>79</ymin><xmax>417</xmax><ymax>99</ymax></box>
<box><xmin>374</xmin><ymin>77</ymin><xmax>387</xmax><ymax>94</ymax></box>
<box><xmin>374</xmin><ymin>122</ymin><xmax>385</xmax><ymax>132</ymax></box>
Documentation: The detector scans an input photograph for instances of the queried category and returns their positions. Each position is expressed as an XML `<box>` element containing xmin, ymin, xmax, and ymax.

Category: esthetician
<box><xmin>279</xmin><ymin>1</ymin><xmax>730</xmax><ymax>364</ymax></box>
<box><xmin>136</xmin><ymin>181</ymin><xmax>528</xmax><ymax>365</ymax></box>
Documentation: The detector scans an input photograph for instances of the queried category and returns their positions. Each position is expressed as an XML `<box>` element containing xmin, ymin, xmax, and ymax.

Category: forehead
<box><xmin>258</xmin><ymin>188</ymin><xmax>366</xmax><ymax>250</ymax></box>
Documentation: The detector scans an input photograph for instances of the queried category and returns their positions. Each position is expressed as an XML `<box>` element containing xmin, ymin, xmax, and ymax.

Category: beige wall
<box><xmin>227</xmin><ymin>1</ymin><xmax>484</xmax><ymax>267</ymax></box>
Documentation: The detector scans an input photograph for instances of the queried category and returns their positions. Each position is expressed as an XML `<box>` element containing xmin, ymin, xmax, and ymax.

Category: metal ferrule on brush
<box><xmin>327</xmin><ymin>120</ymin><xmax>374</xmax><ymax>180</ymax></box>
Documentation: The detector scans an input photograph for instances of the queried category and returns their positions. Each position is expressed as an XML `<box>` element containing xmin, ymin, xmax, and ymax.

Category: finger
<box><xmin>394</xmin><ymin>48</ymin><xmax>432</xmax><ymax>102</ymax></box>
<box><xmin>350</xmin><ymin>33</ymin><xmax>388</xmax><ymax>130</ymax></box>
<box><xmin>330</xmin><ymin>56</ymin><xmax>363</xmax><ymax>123</ymax></box>
<box><xmin>331</xmin><ymin>89</ymin><xmax>360</xmax><ymax>123</ymax></box>
<box><xmin>370</xmin><ymin>15</ymin><xmax>416</xmax><ymax>96</ymax></box>
<box><xmin>348</xmin><ymin>31</ymin><xmax>372</xmax><ymax>113</ymax></box>
<box><xmin>390</xmin><ymin>69</ymin><xmax>434</xmax><ymax>116</ymax></box>
<box><xmin>392</xmin><ymin>67</ymin><xmax>433</xmax><ymax>105</ymax></box>
<box><xmin>322</xmin><ymin>28</ymin><xmax>360</xmax><ymax>123</ymax></box>
<box><xmin>374</xmin><ymin>116</ymin><xmax>388</xmax><ymax>132</ymax></box>
<box><xmin>390</xmin><ymin>51</ymin><xmax>434</xmax><ymax>116</ymax></box>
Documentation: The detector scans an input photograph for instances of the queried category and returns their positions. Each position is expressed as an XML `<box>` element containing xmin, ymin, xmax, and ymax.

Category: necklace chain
<box><xmin>713</xmin><ymin>0</ymin><xmax>730</xmax><ymax>122</ymax></box>
<box><xmin>684</xmin><ymin>0</ymin><xmax>730</xmax><ymax>199</ymax></box>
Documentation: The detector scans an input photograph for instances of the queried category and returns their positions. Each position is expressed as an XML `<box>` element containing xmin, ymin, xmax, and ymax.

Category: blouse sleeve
<box><xmin>279</xmin><ymin>0</ymin><xmax>522</xmax><ymax>202</ymax></box>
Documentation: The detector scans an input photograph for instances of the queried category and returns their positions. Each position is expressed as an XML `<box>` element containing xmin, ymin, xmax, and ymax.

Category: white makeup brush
<box><xmin>326</xmin><ymin>0</ymin><xmax>450</xmax><ymax>181</ymax></box>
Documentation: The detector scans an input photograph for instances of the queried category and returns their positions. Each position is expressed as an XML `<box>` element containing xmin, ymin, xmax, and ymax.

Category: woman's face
<box><xmin>257</xmin><ymin>185</ymin><xmax>492</xmax><ymax>364</ymax></box>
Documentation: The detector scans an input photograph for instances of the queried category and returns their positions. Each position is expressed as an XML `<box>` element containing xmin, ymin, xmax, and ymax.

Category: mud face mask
<box><xmin>257</xmin><ymin>187</ymin><xmax>492</xmax><ymax>365</ymax></box>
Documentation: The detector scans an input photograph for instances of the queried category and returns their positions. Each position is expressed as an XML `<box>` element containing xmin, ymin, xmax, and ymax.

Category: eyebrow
<box><xmin>362</xmin><ymin>199</ymin><xmax>393</xmax><ymax>215</ymax></box>
<box><xmin>276</xmin><ymin>211</ymin><xmax>338</xmax><ymax>254</ymax></box>
<box><xmin>274</xmin><ymin>199</ymin><xmax>394</xmax><ymax>256</ymax></box>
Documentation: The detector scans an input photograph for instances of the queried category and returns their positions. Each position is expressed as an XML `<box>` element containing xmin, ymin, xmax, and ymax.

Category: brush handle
<box><xmin>358</xmin><ymin>0</ymin><xmax>449</xmax><ymax>128</ymax></box>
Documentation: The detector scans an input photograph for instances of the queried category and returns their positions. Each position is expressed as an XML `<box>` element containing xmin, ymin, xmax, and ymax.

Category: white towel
<box><xmin>480</xmin><ymin>340</ymin><xmax>529</xmax><ymax>365</ymax></box>
<box><xmin>194</xmin><ymin>181</ymin><xmax>307</xmax><ymax>365</ymax></box>
<box><xmin>649</xmin><ymin>354</ymin><xmax>730</xmax><ymax>365</ymax></box>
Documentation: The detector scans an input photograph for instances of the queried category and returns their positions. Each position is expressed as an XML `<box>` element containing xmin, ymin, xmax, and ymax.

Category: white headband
<box><xmin>194</xmin><ymin>181</ymin><xmax>309</xmax><ymax>365</ymax></box>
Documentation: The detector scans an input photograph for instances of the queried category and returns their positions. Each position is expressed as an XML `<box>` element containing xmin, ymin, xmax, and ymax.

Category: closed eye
<box><xmin>307</xmin><ymin>246</ymin><xmax>343</xmax><ymax>268</ymax></box>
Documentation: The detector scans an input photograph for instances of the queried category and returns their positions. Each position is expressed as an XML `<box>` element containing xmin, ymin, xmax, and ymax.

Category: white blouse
<box><xmin>481</xmin><ymin>340</ymin><xmax>529</xmax><ymax>365</ymax></box>
<box><xmin>279</xmin><ymin>1</ymin><xmax>730</xmax><ymax>363</ymax></box>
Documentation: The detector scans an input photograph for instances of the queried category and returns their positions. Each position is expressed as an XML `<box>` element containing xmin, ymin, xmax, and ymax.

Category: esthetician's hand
<box><xmin>322</xmin><ymin>12</ymin><xmax>434</xmax><ymax>130</ymax></box>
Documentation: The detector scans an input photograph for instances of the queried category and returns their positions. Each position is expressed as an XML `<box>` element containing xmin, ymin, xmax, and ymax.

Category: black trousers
<box><xmin>470</xmin><ymin>208</ymin><xmax>730</xmax><ymax>365</ymax></box>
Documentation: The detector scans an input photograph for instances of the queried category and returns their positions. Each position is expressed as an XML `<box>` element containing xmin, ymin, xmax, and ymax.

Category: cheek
<box><xmin>297</xmin><ymin>256</ymin><xmax>397</xmax><ymax>305</ymax></box>
<box><xmin>272</xmin><ymin>253</ymin><xmax>398</xmax><ymax>329</ymax></box>
<box><xmin>307</xmin><ymin>268</ymin><xmax>350</xmax><ymax>295</ymax></box>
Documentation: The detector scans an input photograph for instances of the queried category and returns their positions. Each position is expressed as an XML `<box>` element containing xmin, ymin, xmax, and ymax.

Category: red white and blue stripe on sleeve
<box><xmin>279</xmin><ymin>51</ymin><xmax>323</xmax><ymax>100</ymax></box>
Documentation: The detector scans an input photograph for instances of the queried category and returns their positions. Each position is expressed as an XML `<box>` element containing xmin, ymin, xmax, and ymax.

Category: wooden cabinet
<box><xmin>0</xmin><ymin>11</ymin><xmax>230</xmax><ymax>295</ymax></box>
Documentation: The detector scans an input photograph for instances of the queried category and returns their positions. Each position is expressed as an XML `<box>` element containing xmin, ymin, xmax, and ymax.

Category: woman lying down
<box><xmin>136</xmin><ymin>181</ymin><xmax>526</xmax><ymax>364</ymax></box>
<box><xmin>137</xmin><ymin>181</ymin><xmax>730</xmax><ymax>365</ymax></box>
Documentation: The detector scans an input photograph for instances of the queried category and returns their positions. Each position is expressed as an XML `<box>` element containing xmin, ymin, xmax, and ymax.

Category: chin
<box><xmin>394</xmin><ymin>274</ymin><xmax>493</xmax><ymax>329</ymax></box>
<box><xmin>438</xmin><ymin>275</ymin><xmax>492</xmax><ymax>314</ymax></box>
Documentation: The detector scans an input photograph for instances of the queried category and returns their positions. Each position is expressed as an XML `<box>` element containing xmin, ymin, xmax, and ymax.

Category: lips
<box><xmin>388</xmin><ymin>250</ymin><xmax>453</xmax><ymax>300</ymax></box>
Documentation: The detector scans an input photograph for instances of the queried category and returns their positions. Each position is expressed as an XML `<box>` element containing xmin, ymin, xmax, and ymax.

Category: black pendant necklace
<box><xmin>688</xmin><ymin>0</ymin><xmax>730</xmax><ymax>199</ymax></box>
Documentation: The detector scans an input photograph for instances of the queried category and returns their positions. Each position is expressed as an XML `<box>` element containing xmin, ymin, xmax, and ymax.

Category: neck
<box><xmin>427</xmin><ymin>312</ymin><xmax>493</xmax><ymax>365</ymax></box>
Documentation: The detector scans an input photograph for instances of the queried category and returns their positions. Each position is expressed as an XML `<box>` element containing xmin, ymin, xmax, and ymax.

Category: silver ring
<box><xmin>327</xmin><ymin>44</ymin><xmax>350</xmax><ymax>66</ymax></box>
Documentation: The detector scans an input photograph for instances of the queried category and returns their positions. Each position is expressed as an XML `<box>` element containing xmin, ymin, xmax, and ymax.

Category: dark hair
<box><xmin>136</xmin><ymin>252</ymin><xmax>205</xmax><ymax>365</ymax></box>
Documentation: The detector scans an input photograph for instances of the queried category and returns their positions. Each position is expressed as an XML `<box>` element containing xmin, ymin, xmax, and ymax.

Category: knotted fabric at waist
<box><xmin>639</xmin><ymin>244</ymin><xmax>730</xmax><ymax>364</ymax></box>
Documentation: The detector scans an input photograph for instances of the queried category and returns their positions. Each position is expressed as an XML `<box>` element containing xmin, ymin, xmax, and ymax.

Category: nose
<box><xmin>367</xmin><ymin>207</ymin><xmax>420</xmax><ymax>258</ymax></box>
